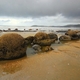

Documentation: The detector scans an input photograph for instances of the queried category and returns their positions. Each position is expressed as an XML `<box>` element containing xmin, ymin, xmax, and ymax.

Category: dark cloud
<box><xmin>0</xmin><ymin>0</ymin><xmax>80</xmax><ymax>18</ymax></box>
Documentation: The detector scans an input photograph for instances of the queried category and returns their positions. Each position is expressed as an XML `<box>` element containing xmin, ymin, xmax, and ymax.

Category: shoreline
<box><xmin>0</xmin><ymin>31</ymin><xmax>80</xmax><ymax>80</ymax></box>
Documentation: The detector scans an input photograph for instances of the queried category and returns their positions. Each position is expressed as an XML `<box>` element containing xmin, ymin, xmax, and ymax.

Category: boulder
<box><xmin>25</xmin><ymin>36</ymin><xmax>34</xmax><ymax>45</ymax></box>
<box><xmin>65</xmin><ymin>30</ymin><xmax>80</xmax><ymax>40</ymax></box>
<box><xmin>71</xmin><ymin>34</ymin><xmax>79</xmax><ymax>40</ymax></box>
<box><xmin>33</xmin><ymin>39</ymin><xmax>56</xmax><ymax>46</ymax></box>
<box><xmin>33</xmin><ymin>32</ymin><xmax>55</xmax><ymax>52</ymax></box>
<box><xmin>65</xmin><ymin>30</ymin><xmax>79</xmax><ymax>36</ymax></box>
<box><xmin>59</xmin><ymin>35</ymin><xmax>71</xmax><ymax>41</ymax></box>
<box><xmin>0</xmin><ymin>33</ymin><xmax>27</xmax><ymax>60</ymax></box>
<box><xmin>42</xmin><ymin>46</ymin><xmax>53</xmax><ymax>52</ymax></box>
<box><xmin>34</xmin><ymin>32</ymin><xmax>49</xmax><ymax>40</ymax></box>
<box><xmin>32</xmin><ymin>44</ymin><xmax>41</xmax><ymax>52</ymax></box>
<box><xmin>48</xmin><ymin>33</ymin><xmax>58</xmax><ymax>40</ymax></box>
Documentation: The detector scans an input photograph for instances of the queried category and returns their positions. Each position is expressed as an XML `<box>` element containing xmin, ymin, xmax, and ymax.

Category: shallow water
<box><xmin>0</xmin><ymin>32</ymin><xmax>80</xmax><ymax>80</ymax></box>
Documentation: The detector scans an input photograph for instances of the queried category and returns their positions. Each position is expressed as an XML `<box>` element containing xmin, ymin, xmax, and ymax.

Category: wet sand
<box><xmin>0</xmin><ymin>32</ymin><xmax>80</xmax><ymax>80</ymax></box>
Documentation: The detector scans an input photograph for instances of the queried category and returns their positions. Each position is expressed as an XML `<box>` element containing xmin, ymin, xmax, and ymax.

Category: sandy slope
<box><xmin>0</xmin><ymin>40</ymin><xmax>80</xmax><ymax>80</ymax></box>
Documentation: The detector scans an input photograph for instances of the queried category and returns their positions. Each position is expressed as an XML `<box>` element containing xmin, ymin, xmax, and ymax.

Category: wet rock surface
<box><xmin>42</xmin><ymin>46</ymin><xmax>53</xmax><ymax>52</ymax></box>
<box><xmin>32</xmin><ymin>44</ymin><xmax>41</xmax><ymax>52</ymax></box>
<box><xmin>59</xmin><ymin>35</ymin><xmax>71</xmax><ymax>41</ymax></box>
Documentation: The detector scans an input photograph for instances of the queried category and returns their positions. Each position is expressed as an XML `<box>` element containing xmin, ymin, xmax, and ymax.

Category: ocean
<box><xmin>0</xmin><ymin>25</ymin><xmax>80</xmax><ymax>31</ymax></box>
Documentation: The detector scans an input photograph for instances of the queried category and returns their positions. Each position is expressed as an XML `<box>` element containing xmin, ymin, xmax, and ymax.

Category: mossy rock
<box><xmin>0</xmin><ymin>33</ymin><xmax>27</xmax><ymax>60</ymax></box>
<box><xmin>65</xmin><ymin>30</ymin><xmax>79</xmax><ymax>36</ymax></box>
<box><xmin>71</xmin><ymin>35</ymin><xmax>79</xmax><ymax>40</ymax></box>
<box><xmin>34</xmin><ymin>32</ymin><xmax>49</xmax><ymax>40</ymax></box>
<box><xmin>25</xmin><ymin>36</ymin><xmax>34</xmax><ymax>45</ymax></box>
<box><xmin>48</xmin><ymin>33</ymin><xmax>58</xmax><ymax>40</ymax></box>
<box><xmin>59</xmin><ymin>35</ymin><xmax>71</xmax><ymax>41</ymax></box>
<box><xmin>65</xmin><ymin>30</ymin><xmax>80</xmax><ymax>40</ymax></box>
<box><xmin>34</xmin><ymin>39</ymin><xmax>55</xmax><ymax>46</ymax></box>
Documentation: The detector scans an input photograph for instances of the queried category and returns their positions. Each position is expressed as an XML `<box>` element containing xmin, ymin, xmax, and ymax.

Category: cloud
<box><xmin>0</xmin><ymin>0</ymin><xmax>80</xmax><ymax>18</ymax></box>
<box><xmin>0</xmin><ymin>17</ymin><xmax>33</xmax><ymax>26</ymax></box>
<box><xmin>0</xmin><ymin>14</ymin><xmax>80</xmax><ymax>28</ymax></box>
<box><xmin>0</xmin><ymin>0</ymin><xmax>80</xmax><ymax>27</ymax></box>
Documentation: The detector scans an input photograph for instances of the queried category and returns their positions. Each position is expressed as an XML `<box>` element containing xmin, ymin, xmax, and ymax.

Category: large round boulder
<box><xmin>48</xmin><ymin>33</ymin><xmax>58</xmax><ymax>40</ymax></box>
<box><xmin>34</xmin><ymin>32</ymin><xmax>49</xmax><ymax>40</ymax></box>
<box><xmin>0</xmin><ymin>33</ymin><xmax>27</xmax><ymax>60</ymax></box>
<box><xmin>59</xmin><ymin>35</ymin><xmax>71</xmax><ymax>41</ymax></box>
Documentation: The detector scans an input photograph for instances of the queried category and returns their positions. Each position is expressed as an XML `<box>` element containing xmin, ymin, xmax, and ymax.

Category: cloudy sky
<box><xmin>0</xmin><ymin>0</ymin><xmax>80</xmax><ymax>29</ymax></box>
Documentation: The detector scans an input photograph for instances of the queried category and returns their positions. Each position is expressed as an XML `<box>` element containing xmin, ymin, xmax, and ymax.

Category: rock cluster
<box><xmin>24</xmin><ymin>32</ymin><xmax>58</xmax><ymax>52</ymax></box>
<box><xmin>0</xmin><ymin>30</ymin><xmax>79</xmax><ymax>60</ymax></box>
<box><xmin>33</xmin><ymin>32</ymin><xmax>58</xmax><ymax>46</ymax></box>
<box><xmin>32</xmin><ymin>32</ymin><xmax>58</xmax><ymax>52</ymax></box>
<box><xmin>0</xmin><ymin>32</ymin><xmax>58</xmax><ymax>60</ymax></box>
<box><xmin>59</xmin><ymin>29</ymin><xmax>80</xmax><ymax>41</ymax></box>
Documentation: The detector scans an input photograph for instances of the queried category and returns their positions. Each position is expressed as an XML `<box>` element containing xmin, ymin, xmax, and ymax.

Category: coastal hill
<box><xmin>31</xmin><ymin>24</ymin><xmax>80</xmax><ymax>27</ymax></box>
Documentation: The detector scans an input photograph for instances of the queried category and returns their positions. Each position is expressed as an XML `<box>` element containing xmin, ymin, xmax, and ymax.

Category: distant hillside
<box><xmin>31</xmin><ymin>24</ymin><xmax>80</xmax><ymax>27</ymax></box>
<box><xmin>64</xmin><ymin>24</ymin><xmax>80</xmax><ymax>27</ymax></box>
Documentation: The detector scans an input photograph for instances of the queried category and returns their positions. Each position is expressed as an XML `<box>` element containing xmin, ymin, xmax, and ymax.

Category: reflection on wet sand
<box><xmin>0</xmin><ymin>32</ymin><xmax>80</xmax><ymax>80</ymax></box>
<box><xmin>0</xmin><ymin>56</ymin><xmax>27</xmax><ymax>76</ymax></box>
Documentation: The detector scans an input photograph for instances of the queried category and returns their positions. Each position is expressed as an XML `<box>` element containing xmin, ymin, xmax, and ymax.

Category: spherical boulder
<box><xmin>34</xmin><ymin>32</ymin><xmax>49</xmax><ymax>40</ymax></box>
<box><xmin>0</xmin><ymin>33</ymin><xmax>27</xmax><ymax>60</ymax></box>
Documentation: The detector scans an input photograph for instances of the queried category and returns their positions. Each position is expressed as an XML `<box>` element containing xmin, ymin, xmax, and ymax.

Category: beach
<box><xmin>0</xmin><ymin>32</ymin><xmax>80</xmax><ymax>80</ymax></box>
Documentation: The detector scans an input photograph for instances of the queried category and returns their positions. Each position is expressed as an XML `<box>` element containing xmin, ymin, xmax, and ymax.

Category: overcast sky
<box><xmin>0</xmin><ymin>0</ymin><xmax>80</xmax><ymax>29</ymax></box>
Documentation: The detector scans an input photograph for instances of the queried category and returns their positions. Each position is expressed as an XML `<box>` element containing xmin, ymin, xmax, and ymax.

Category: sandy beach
<box><xmin>0</xmin><ymin>32</ymin><xmax>80</xmax><ymax>80</ymax></box>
